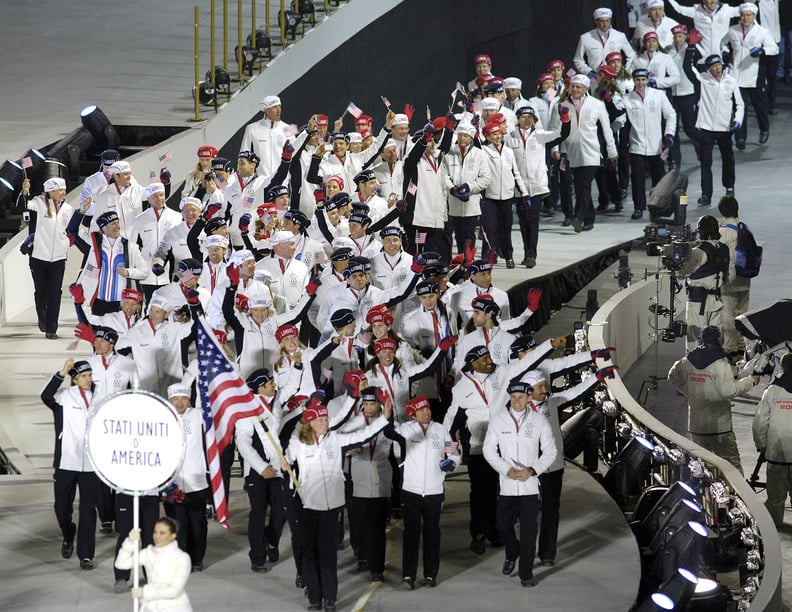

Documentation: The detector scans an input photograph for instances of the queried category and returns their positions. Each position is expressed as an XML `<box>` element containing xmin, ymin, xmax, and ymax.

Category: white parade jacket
<box><xmin>623</xmin><ymin>87</ymin><xmax>677</xmax><ymax>155</ymax></box>
<box><xmin>115</xmin><ymin>539</ymin><xmax>192</xmax><ymax>611</ymax></box>
<box><xmin>482</xmin><ymin>408</ymin><xmax>557</xmax><ymax>497</ymax></box>
<box><xmin>573</xmin><ymin>27</ymin><xmax>636</xmax><ymax>74</ymax></box>
<box><xmin>443</xmin><ymin>144</ymin><xmax>492</xmax><ymax>217</ymax></box>
<box><xmin>564</xmin><ymin>95</ymin><xmax>618</xmax><ymax>167</ymax></box>
<box><xmin>26</xmin><ymin>196</ymin><xmax>73</xmax><ymax>262</ymax></box>
<box><xmin>667</xmin><ymin>0</ymin><xmax>741</xmax><ymax>57</ymax></box>
<box><xmin>395</xmin><ymin>420</ymin><xmax>460</xmax><ymax>496</ymax></box>
<box><xmin>722</xmin><ymin>23</ymin><xmax>779</xmax><ymax>88</ymax></box>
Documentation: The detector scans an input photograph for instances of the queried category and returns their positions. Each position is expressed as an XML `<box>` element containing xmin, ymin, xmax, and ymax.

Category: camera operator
<box><xmin>667</xmin><ymin>215</ymin><xmax>729</xmax><ymax>350</ymax></box>
<box><xmin>668</xmin><ymin>325</ymin><xmax>759</xmax><ymax>474</ymax></box>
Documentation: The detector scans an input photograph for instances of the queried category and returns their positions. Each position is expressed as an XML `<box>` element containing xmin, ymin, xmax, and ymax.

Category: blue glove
<box><xmin>159</xmin><ymin>167</ymin><xmax>171</xmax><ymax>185</ymax></box>
<box><xmin>750</xmin><ymin>46</ymin><xmax>764</xmax><ymax>58</ymax></box>
<box><xmin>729</xmin><ymin>120</ymin><xmax>741</xmax><ymax>132</ymax></box>
<box><xmin>663</xmin><ymin>134</ymin><xmax>674</xmax><ymax>149</ymax></box>
<box><xmin>439</xmin><ymin>458</ymin><xmax>456</xmax><ymax>472</ymax></box>
<box><xmin>648</xmin><ymin>78</ymin><xmax>658</xmax><ymax>88</ymax></box>
<box><xmin>627</xmin><ymin>3</ymin><xmax>634</xmax><ymax>12</ymax></box>
<box><xmin>457</xmin><ymin>183</ymin><xmax>471</xmax><ymax>195</ymax></box>
<box><xmin>152</xmin><ymin>262</ymin><xmax>166</xmax><ymax>276</ymax></box>
<box><xmin>591</xmin><ymin>347</ymin><xmax>616</xmax><ymax>361</ymax></box>
<box><xmin>587</xmin><ymin>71</ymin><xmax>598</xmax><ymax>81</ymax></box>
<box><xmin>722</xmin><ymin>51</ymin><xmax>732</xmax><ymax>65</ymax></box>
<box><xmin>238</xmin><ymin>213</ymin><xmax>251</xmax><ymax>233</ymax></box>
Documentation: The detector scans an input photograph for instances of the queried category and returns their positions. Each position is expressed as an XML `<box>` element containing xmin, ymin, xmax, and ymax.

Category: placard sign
<box><xmin>86</xmin><ymin>391</ymin><xmax>185</xmax><ymax>494</ymax></box>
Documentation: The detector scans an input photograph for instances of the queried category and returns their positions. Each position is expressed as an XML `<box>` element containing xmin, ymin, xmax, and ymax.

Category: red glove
<box><xmin>306</xmin><ymin>273</ymin><xmax>321</xmax><ymax>296</ymax></box>
<box><xmin>213</xmin><ymin>329</ymin><xmax>228</xmax><ymax>344</ymax></box>
<box><xmin>591</xmin><ymin>347</ymin><xmax>616</xmax><ymax>362</ymax></box>
<box><xmin>313</xmin><ymin>188</ymin><xmax>326</xmax><ymax>205</ymax></box>
<box><xmin>159</xmin><ymin>167</ymin><xmax>171</xmax><ymax>186</ymax></box>
<box><xmin>160</xmin><ymin>482</ymin><xmax>186</xmax><ymax>504</ymax></box>
<box><xmin>688</xmin><ymin>28</ymin><xmax>703</xmax><ymax>46</ymax></box>
<box><xmin>235</xmin><ymin>292</ymin><xmax>250</xmax><ymax>311</ymax></box>
<box><xmin>205</xmin><ymin>202</ymin><xmax>223</xmax><ymax>220</ymax></box>
<box><xmin>181</xmin><ymin>285</ymin><xmax>200</xmax><ymax>305</ymax></box>
<box><xmin>450</xmin><ymin>253</ymin><xmax>465</xmax><ymax>267</ymax></box>
<box><xmin>226</xmin><ymin>263</ymin><xmax>241</xmax><ymax>287</ymax></box>
<box><xmin>375</xmin><ymin>387</ymin><xmax>390</xmax><ymax>406</ymax></box>
<box><xmin>282</xmin><ymin>141</ymin><xmax>294</xmax><ymax>162</ymax></box>
<box><xmin>403</xmin><ymin>103</ymin><xmax>415</xmax><ymax>121</ymax></box>
<box><xmin>439</xmin><ymin>335</ymin><xmax>458</xmax><ymax>352</ymax></box>
<box><xmin>395</xmin><ymin>199</ymin><xmax>408</xmax><ymax>214</ymax></box>
<box><xmin>74</xmin><ymin>322</ymin><xmax>96</xmax><ymax>344</ymax></box>
<box><xmin>526</xmin><ymin>288</ymin><xmax>543</xmax><ymax>312</ymax></box>
<box><xmin>558</xmin><ymin>105</ymin><xmax>570</xmax><ymax>123</ymax></box>
<box><xmin>464</xmin><ymin>240</ymin><xmax>476</xmax><ymax>267</ymax></box>
<box><xmin>343</xmin><ymin>371</ymin><xmax>363</xmax><ymax>398</ymax></box>
<box><xmin>596</xmin><ymin>365</ymin><xmax>619</xmax><ymax>381</ymax></box>
<box><xmin>69</xmin><ymin>283</ymin><xmax>85</xmax><ymax>305</ymax></box>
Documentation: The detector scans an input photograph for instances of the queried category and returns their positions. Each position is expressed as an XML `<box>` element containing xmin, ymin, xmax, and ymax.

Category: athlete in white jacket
<box><xmin>573</xmin><ymin>7</ymin><xmax>636</xmax><ymax>77</ymax></box>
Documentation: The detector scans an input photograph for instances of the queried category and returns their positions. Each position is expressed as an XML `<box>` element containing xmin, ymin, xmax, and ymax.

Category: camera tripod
<box><xmin>638</xmin><ymin>258</ymin><xmax>684</xmax><ymax>405</ymax></box>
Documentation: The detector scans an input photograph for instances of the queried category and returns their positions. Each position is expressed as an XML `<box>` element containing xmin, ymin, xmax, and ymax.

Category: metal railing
<box><xmin>190</xmin><ymin>0</ymin><xmax>344</xmax><ymax>121</ymax></box>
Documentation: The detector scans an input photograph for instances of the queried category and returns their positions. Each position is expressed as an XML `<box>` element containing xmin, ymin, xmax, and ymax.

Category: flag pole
<box><xmin>259</xmin><ymin>415</ymin><xmax>300</xmax><ymax>489</ymax></box>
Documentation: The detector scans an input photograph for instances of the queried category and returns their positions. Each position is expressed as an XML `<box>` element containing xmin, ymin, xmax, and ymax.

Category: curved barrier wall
<box><xmin>588</xmin><ymin>278</ymin><xmax>782</xmax><ymax>611</ymax></box>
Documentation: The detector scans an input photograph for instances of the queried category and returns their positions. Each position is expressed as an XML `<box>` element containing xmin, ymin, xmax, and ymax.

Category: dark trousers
<box><xmin>401</xmin><ymin>490</ymin><xmax>443</xmax><ymax>580</ymax></box>
<box><xmin>555</xmin><ymin>156</ymin><xmax>575</xmax><ymax>220</ymax></box>
<box><xmin>765</xmin><ymin>51</ymin><xmax>779</xmax><ymax>111</ymax></box>
<box><xmin>595</xmin><ymin>162</ymin><xmax>622</xmax><ymax>207</ymax></box>
<box><xmin>113</xmin><ymin>493</ymin><xmax>159</xmax><ymax>581</ymax></box>
<box><xmin>283</xmin><ymin>486</ymin><xmax>304</xmax><ymax>577</ymax></box>
<box><xmin>629</xmin><ymin>154</ymin><xmax>666</xmax><ymax>211</ymax></box>
<box><xmin>245</xmin><ymin>473</ymin><xmax>286</xmax><ymax>565</ymax></box>
<box><xmin>547</xmin><ymin>157</ymin><xmax>561</xmax><ymax>208</ymax></box>
<box><xmin>538</xmin><ymin>469</ymin><xmax>564</xmax><ymax>562</ymax></box>
<box><xmin>736</xmin><ymin>85</ymin><xmax>770</xmax><ymax>141</ymax></box>
<box><xmin>219</xmin><ymin>439</ymin><xmax>235</xmax><ymax>507</ymax></box>
<box><xmin>53</xmin><ymin>469</ymin><xmax>100</xmax><ymax>561</ymax></box>
<box><xmin>90</xmin><ymin>298</ymin><xmax>121</xmax><ymax>317</ymax></box>
<box><xmin>164</xmin><ymin>489</ymin><xmax>209</xmax><ymax>566</ymax></box>
<box><xmin>468</xmin><ymin>454</ymin><xmax>499</xmax><ymax>540</ymax></box>
<box><xmin>496</xmin><ymin>494</ymin><xmax>539</xmax><ymax>582</ymax></box>
<box><xmin>301</xmin><ymin>507</ymin><xmax>342</xmax><ymax>605</ymax></box>
<box><xmin>449</xmin><ymin>215</ymin><xmax>479</xmax><ymax>256</ymax></box>
<box><xmin>616</xmin><ymin>125</ymin><xmax>631</xmax><ymax>191</ymax></box>
<box><xmin>29</xmin><ymin>257</ymin><xmax>65</xmax><ymax>334</ymax></box>
<box><xmin>699</xmin><ymin>130</ymin><xmax>735</xmax><ymax>197</ymax></box>
<box><xmin>480</xmin><ymin>197</ymin><xmax>515</xmax><ymax>260</ymax></box>
<box><xmin>411</xmin><ymin>225</ymin><xmax>447</xmax><ymax>258</ymax></box>
<box><xmin>515</xmin><ymin>196</ymin><xmax>541</xmax><ymax>260</ymax></box>
<box><xmin>572</xmin><ymin>166</ymin><xmax>598</xmax><ymax>226</ymax></box>
<box><xmin>350</xmin><ymin>496</ymin><xmax>389</xmax><ymax>574</ymax></box>
<box><xmin>671</xmin><ymin>94</ymin><xmax>700</xmax><ymax>166</ymax></box>
<box><xmin>97</xmin><ymin>482</ymin><xmax>115</xmax><ymax>524</ymax></box>
<box><xmin>139</xmin><ymin>283</ymin><xmax>157</xmax><ymax>307</ymax></box>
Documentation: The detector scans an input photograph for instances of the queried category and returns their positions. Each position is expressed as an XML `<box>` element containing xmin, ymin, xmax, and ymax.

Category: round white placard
<box><xmin>86</xmin><ymin>390</ymin><xmax>186</xmax><ymax>494</ymax></box>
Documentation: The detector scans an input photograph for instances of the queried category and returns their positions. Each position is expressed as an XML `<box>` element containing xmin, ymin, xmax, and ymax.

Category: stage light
<box><xmin>0</xmin><ymin>160</ymin><xmax>24</xmax><ymax>192</ymax></box>
<box><xmin>561</xmin><ymin>407</ymin><xmax>604</xmax><ymax>472</ymax></box>
<box><xmin>205</xmin><ymin>68</ymin><xmax>231</xmax><ymax>94</ymax></box>
<box><xmin>247</xmin><ymin>29</ymin><xmax>272</xmax><ymax>57</ymax></box>
<box><xmin>80</xmin><ymin>105</ymin><xmax>118</xmax><ymax>151</ymax></box>
<box><xmin>687</xmin><ymin>577</ymin><xmax>728</xmax><ymax>611</ymax></box>
<box><xmin>634</xmin><ymin>592</ymin><xmax>676</xmax><ymax>612</ymax></box>
<box><xmin>649</xmin><ymin>499</ymin><xmax>705</xmax><ymax>553</ymax></box>
<box><xmin>636</xmin><ymin>481</ymin><xmax>699</xmax><ymax>546</ymax></box>
<box><xmin>651</xmin><ymin>520</ymin><xmax>708</xmax><ymax>582</ymax></box>
<box><xmin>658</xmin><ymin>567</ymin><xmax>698</xmax><ymax>608</ymax></box>
<box><xmin>603</xmin><ymin>434</ymin><xmax>654</xmax><ymax>509</ymax></box>
<box><xmin>193</xmin><ymin>81</ymin><xmax>217</xmax><ymax>106</ymax></box>
<box><xmin>234</xmin><ymin>45</ymin><xmax>260</xmax><ymax>77</ymax></box>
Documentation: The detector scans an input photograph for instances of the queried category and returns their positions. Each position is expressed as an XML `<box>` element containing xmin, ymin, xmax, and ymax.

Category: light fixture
<box><xmin>687</xmin><ymin>577</ymin><xmax>728</xmax><ymax>611</ymax></box>
<box><xmin>636</xmin><ymin>481</ymin><xmax>699</xmax><ymax>545</ymax></box>
<box><xmin>80</xmin><ymin>105</ymin><xmax>118</xmax><ymax>150</ymax></box>
<box><xmin>649</xmin><ymin>499</ymin><xmax>705</xmax><ymax>553</ymax></box>
<box><xmin>206</xmin><ymin>67</ymin><xmax>231</xmax><ymax>94</ymax></box>
<box><xmin>247</xmin><ymin>29</ymin><xmax>271</xmax><ymax>58</ymax></box>
<box><xmin>651</xmin><ymin>520</ymin><xmax>708</xmax><ymax>583</ymax></box>
<box><xmin>193</xmin><ymin>81</ymin><xmax>217</xmax><ymax>106</ymax></box>
<box><xmin>603</xmin><ymin>434</ymin><xmax>654</xmax><ymax>509</ymax></box>
<box><xmin>658</xmin><ymin>567</ymin><xmax>698</xmax><ymax>609</ymax></box>
<box><xmin>634</xmin><ymin>592</ymin><xmax>675</xmax><ymax>612</ymax></box>
<box><xmin>560</xmin><ymin>406</ymin><xmax>603</xmax><ymax>472</ymax></box>
<box><xmin>234</xmin><ymin>45</ymin><xmax>260</xmax><ymax>77</ymax></box>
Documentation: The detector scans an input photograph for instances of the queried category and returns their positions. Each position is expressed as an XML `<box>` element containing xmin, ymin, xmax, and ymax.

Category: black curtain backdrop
<box><xmin>222</xmin><ymin>0</ymin><xmax>627</xmax><ymax>157</ymax></box>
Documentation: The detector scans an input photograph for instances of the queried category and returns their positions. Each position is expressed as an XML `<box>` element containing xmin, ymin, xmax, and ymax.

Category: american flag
<box><xmin>415</xmin><ymin>232</ymin><xmax>427</xmax><ymax>245</ymax></box>
<box><xmin>450</xmin><ymin>81</ymin><xmax>466</xmax><ymax>101</ymax></box>
<box><xmin>380</xmin><ymin>95</ymin><xmax>391</xmax><ymax>108</ymax></box>
<box><xmin>158</xmin><ymin>151</ymin><xmax>173</xmax><ymax>166</ymax></box>
<box><xmin>445</xmin><ymin>440</ymin><xmax>459</xmax><ymax>455</ymax></box>
<box><xmin>346</xmin><ymin>102</ymin><xmax>363</xmax><ymax>119</ymax></box>
<box><xmin>196</xmin><ymin>317</ymin><xmax>265</xmax><ymax>527</ymax></box>
<box><xmin>406</xmin><ymin>181</ymin><xmax>417</xmax><ymax>196</ymax></box>
<box><xmin>21</xmin><ymin>157</ymin><xmax>33</xmax><ymax>169</ymax></box>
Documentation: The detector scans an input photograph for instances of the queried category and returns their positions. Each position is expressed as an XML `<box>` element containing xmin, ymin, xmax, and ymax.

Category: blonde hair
<box><xmin>298</xmin><ymin>421</ymin><xmax>315</xmax><ymax>445</ymax></box>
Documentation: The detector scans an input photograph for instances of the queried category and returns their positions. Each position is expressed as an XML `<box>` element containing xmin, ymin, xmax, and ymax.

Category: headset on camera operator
<box><xmin>670</xmin><ymin>215</ymin><xmax>730</xmax><ymax>350</ymax></box>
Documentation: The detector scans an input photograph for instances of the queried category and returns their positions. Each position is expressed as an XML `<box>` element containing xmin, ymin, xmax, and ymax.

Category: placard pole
<box><xmin>133</xmin><ymin>492</ymin><xmax>140</xmax><ymax>612</ymax></box>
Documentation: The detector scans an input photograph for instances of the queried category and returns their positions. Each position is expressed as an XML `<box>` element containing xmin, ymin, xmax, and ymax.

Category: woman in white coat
<box><xmin>18</xmin><ymin>177</ymin><xmax>73</xmax><ymax>338</ymax></box>
<box><xmin>283</xmin><ymin>399</ymin><xmax>392</xmax><ymax>611</ymax></box>
<box><xmin>115</xmin><ymin>517</ymin><xmax>192</xmax><ymax>612</ymax></box>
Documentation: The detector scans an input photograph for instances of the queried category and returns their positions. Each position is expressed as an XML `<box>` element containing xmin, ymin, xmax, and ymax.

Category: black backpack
<box><xmin>723</xmin><ymin>222</ymin><xmax>763</xmax><ymax>278</ymax></box>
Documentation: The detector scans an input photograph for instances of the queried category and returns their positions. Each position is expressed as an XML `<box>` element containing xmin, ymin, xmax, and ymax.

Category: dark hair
<box><xmin>717</xmin><ymin>196</ymin><xmax>739</xmax><ymax>218</ymax></box>
<box><xmin>156</xmin><ymin>516</ymin><xmax>178</xmax><ymax>535</ymax></box>
<box><xmin>781</xmin><ymin>353</ymin><xmax>792</xmax><ymax>372</ymax></box>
